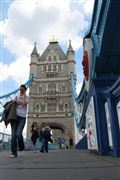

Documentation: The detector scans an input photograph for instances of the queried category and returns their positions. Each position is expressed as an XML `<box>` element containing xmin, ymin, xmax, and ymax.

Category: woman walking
<box><xmin>31</xmin><ymin>122</ymin><xmax>39</xmax><ymax>152</ymax></box>
<box><xmin>10</xmin><ymin>84</ymin><xmax>29</xmax><ymax>158</ymax></box>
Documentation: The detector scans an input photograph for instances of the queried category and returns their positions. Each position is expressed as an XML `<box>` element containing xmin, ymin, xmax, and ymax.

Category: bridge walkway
<box><xmin>0</xmin><ymin>149</ymin><xmax>120</xmax><ymax>180</ymax></box>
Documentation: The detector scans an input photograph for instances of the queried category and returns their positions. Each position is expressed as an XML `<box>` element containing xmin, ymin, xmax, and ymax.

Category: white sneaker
<box><xmin>9</xmin><ymin>154</ymin><xmax>17</xmax><ymax>158</ymax></box>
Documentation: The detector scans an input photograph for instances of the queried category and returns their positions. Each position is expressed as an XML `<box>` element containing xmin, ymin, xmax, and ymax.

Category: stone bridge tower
<box><xmin>27</xmin><ymin>38</ymin><xmax>76</xmax><ymax>147</ymax></box>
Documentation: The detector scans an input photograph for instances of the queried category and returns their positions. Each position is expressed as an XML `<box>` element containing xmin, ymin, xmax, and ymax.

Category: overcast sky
<box><xmin>0</xmin><ymin>0</ymin><xmax>94</xmax><ymax>135</ymax></box>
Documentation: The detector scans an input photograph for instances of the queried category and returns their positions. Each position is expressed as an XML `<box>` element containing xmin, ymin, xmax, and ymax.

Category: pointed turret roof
<box><xmin>31</xmin><ymin>42</ymin><xmax>38</xmax><ymax>55</ymax></box>
<box><xmin>67</xmin><ymin>39</ymin><xmax>74</xmax><ymax>52</ymax></box>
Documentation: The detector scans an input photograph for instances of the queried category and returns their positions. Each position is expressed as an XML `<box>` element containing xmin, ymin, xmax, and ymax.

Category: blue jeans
<box><xmin>40</xmin><ymin>138</ymin><xmax>48</xmax><ymax>153</ymax></box>
<box><xmin>11</xmin><ymin>116</ymin><xmax>26</xmax><ymax>156</ymax></box>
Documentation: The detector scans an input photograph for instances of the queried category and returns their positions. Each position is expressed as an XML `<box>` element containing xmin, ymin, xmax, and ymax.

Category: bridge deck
<box><xmin>0</xmin><ymin>149</ymin><xmax>120</xmax><ymax>180</ymax></box>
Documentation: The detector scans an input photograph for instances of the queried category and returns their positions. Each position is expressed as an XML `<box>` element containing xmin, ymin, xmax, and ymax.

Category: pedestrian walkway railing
<box><xmin>0</xmin><ymin>132</ymin><xmax>59</xmax><ymax>151</ymax></box>
<box><xmin>0</xmin><ymin>132</ymin><xmax>11</xmax><ymax>150</ymax></box>
<box><xmin>0</xmin><ymin>75</ymin><xmax>33</xmax><ymax>118</ymax></box>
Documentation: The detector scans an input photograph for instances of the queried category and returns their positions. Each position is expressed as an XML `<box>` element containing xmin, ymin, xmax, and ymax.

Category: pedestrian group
<box><xmin>0</xmin><ymin>84</ymin><xmax>73</xmax><ymax>158</ymax></box>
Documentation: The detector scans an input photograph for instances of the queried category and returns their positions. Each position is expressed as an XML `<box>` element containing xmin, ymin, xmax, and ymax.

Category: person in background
<box><xmin>58</xmin><ymin>137</ymin><xmax>62</xmax><ymax>149</ymax></box>
<box><xmin>69</xmin><ymin>138</ymin><xmax>73</xmax><ymax>149</ymax></box>
<box><xmin>10</xmin><ymin>84</ymin><xmax>29</xmax><ymax>158</ymax></box>
<box><xmin>40</xmin><ymin>123</ymin><xmax>52</xmax><ymax>154</ymax></box>
<box><xmin>60</xmin><ymin>137</ymin><xmax>65</xmax><ymax>149</ymax></box>
<box><xmin>31</xmin><ymin>122</ymin><xmax>39</xmax><ymax>152</ymax></box>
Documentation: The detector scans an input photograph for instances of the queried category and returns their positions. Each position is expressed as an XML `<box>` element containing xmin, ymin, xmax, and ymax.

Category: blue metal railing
<box><xmin>0</xmin><ymin>75</ymin><xmax>33</xmax><ymax>100</ymax></box>
<box><xmin>0</xmin><ymin>132</ymin><xmax>11</xmax><ymax>150</ymax></box>
<box><xmin>0</xmin><ymin>75</ymin><xmax>33</xmax><ymax>117</ymax></box>
<box><xmin>0</xmin><ymin>132</ymin><xmax>59</xmax><ymax>151</ymax></box>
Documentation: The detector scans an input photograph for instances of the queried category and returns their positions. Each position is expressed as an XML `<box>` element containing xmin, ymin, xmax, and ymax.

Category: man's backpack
<box><xmin>42</xmin><ymin>128</ymin><xmax>51</xmax><ymax>139</ymax></box>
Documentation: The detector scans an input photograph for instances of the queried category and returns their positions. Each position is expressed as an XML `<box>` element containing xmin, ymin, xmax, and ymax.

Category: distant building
<box><xmin>27</xmin><ymin>38</ymin><xmax>76</xmax><ymax>145</ymax></box>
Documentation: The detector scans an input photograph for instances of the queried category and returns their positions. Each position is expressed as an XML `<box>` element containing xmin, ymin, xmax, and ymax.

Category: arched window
<box><xmin>38</xmin><ymin>86</ymin><xmax>42</xmax><ymax>94</ymax></box>
<box><xmin>53</xmin><ymin>55</ymin><xmax>57</xmax><ymax>61</ymax></box>
<box><xmin>48</xmin><ymin>65</ymin><xmax>51</xmax><ymax>71</ymax></box>
<box><xmin>65</xmin><ymin>103</ymin><xmax>69</xmax><ymax>112</ymax></box>
<box><xmin>48</xmin><ymin>55</ymin><xmax>52</xmax><ymax>62</ymax></box>
<box><xmin>35</xmin><ymin>104</ymin><xmax>40</xmax><ymax>113</ymax></box>
<box><xmin>53</xmin><ymin>64</ymin><xmax>57</xmax><ymax>71</ymax></box>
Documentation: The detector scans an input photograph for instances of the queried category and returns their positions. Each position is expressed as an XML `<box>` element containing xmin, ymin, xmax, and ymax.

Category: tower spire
<box><xmin>67</xmin><ymin>39</ymin><xmax>74</xmax><ymax>52</ymax></box>
<box><xmin>67</xmin><ymin>39</ymin><xmax>76</xmax><ymax>75</ymax></box>
<box><xmin>31</xmin><ymin>42</ymin><xmax>38</xmax><ymax>54</ymax></box>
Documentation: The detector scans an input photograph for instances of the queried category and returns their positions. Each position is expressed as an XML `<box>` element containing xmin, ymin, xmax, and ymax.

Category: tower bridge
<box><xmin>27</xmin><ymin>37</ymin><xmax>76</xmax><ymax>146</ymax></box>
<box><xmin>0</xmin><ymin>0</ymin><xmax>120</xmax><ymax>158</ymax></box>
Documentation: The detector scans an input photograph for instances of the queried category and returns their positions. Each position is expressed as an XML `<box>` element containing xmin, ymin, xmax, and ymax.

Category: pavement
<box><xmin>0</xmin><ymin>149</ymin><xmax>120</xmax><ymax>180</ymax></box>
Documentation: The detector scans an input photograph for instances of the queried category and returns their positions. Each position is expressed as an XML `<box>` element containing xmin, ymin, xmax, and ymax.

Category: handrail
<box><xmin>0</xmin><ymin>75</ymin><xmax>33</xmax><ymax>100</ymax></box>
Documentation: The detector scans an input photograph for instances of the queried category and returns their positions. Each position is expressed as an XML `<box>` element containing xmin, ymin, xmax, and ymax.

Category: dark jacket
<box><xmin>1</xmin><ymin>100</ymin><xmax>17</xmax><ymax>127</ymax></box>
<box><xmin>40</xmin><ymin>127</ymin><xmax>53</xmax><ymax>143</ymax></box>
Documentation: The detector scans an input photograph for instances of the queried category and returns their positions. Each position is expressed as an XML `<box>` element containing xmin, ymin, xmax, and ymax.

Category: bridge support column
<box><xmin>107</xmin><ymin>93</ymin><xmax>120</xmax><ymax>157</ymax></box>
<box><xmin>94</xmin><ymin>90</ymin><xmax>109</xmax><ymax>155</ymax></box>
